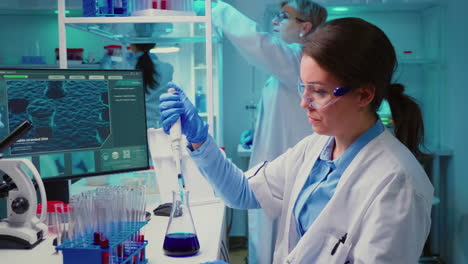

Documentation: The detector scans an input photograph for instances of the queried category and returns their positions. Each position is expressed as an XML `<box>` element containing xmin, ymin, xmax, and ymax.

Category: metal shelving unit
<box><xmin>56</xmin><ymin>0</ymin><xmax>222</xmax><ymax>143</ymax></box>
<box><xmin>320</xmin><ymin>0</ymin><xmax>442</xmax><ymax>14</ymax></box>
<box><xmin>0</xmin><ymin>63</ymin><xmax>100</xmax><ymax>68</ymax></box>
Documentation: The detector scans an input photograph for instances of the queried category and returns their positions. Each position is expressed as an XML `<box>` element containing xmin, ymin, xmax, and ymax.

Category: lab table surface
<box><xmin>0</xmin><ymin>198</ymin><xmax>226</xmax><ymax>264</ymax></box>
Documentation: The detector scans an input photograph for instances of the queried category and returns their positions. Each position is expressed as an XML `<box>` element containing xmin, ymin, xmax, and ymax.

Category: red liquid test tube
<box><xmin>138</xmin><ymin>234</ymin><xmax>145</xmax><ymax>261</ymax></box>
<box><xmin>100</xmin><ymin>238</ymin><xmax>110</xmax><ymax>264</ymax></box>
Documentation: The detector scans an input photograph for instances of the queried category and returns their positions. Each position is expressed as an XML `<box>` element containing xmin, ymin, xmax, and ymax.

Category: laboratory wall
<box><xmin>221</xmin><ymin>0</ymin><xmax>269</xmax><ymax>171</ymax></box>
<box><xmin>220</xmin><ymin>33</ymin><xmax>256</xmax><ymax>237</ymax></box>
<box><xmin>444</xmin><ymin>0</ymin><xmax>468</xmax><ymax>263</ymax></box>
<box><xmin>221</xmin><ymin>33</ymin><xmax>256</xmax><ymax>237</ymax></box>
<box><xmin>220</xmin><ymin>0</ymin><xmax>272</xmax><ymax>237</ymax></box>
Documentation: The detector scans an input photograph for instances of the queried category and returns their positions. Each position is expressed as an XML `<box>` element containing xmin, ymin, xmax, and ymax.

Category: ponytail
<box><xmin>301</xmin><ymin>18</ymin><xmax>429</xmax><ymax>160</ymax></box>
<box><xmin>386</xmin><ymin>83</ymin><xmax>427</xmax><ymax>159</ymax></box>
<box><xmin>134</xmin><ymin>43</ymin><xmax>159</xmax><ymax>93</ymax></box>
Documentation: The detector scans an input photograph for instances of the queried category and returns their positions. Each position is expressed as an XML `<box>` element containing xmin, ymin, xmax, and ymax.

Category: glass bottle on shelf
<box><xmin>195</xmin><ymin>85</ymin><xmax>207</xmax><ymax>113</ymax></box>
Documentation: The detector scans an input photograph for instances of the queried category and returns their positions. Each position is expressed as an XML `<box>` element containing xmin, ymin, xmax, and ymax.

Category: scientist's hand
<box><xmin>159</xmin><ymin>83</ymin><xmax>209</xmax><ymax>143</ymax></box>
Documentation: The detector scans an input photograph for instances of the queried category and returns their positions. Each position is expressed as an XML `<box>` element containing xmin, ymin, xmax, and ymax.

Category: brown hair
<box><xmin>280</xmin><ymin>0</ymin><xmax>328</xmax><ymax>31</ymax></box>
<box><xmin>134</xmin><ymin>43</ymin><xmax>159</xmax><ymax>93</ymax></box>
<box><xmin>302</xmin><ymin>17</ymin><xmax>426</xmax><ymax>159</ymax></box>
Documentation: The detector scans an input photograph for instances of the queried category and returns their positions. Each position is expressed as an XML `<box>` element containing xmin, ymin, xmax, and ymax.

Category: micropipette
<box><xmin>169</xmin><ymin>101</ymin><xmax>186</xmax><ymax>201</ymax></box>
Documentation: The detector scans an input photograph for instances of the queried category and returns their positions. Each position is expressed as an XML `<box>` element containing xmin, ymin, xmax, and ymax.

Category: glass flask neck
<box><xmin>173</xmin><ymin>189</ymin><xmax>189</xmax><ymax>205</ymax></box>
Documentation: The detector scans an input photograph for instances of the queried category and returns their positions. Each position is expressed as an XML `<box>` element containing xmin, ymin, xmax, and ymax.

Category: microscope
<box><xmin>0</xmin><ymin>121</ymin><xmax>48</xmax><ymax>249</ymax></box>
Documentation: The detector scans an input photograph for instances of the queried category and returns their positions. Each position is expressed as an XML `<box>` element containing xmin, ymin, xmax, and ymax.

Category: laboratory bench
<box><xmin>0</xmin><ymin>172</ymin><xmax>229</xmax><ymax>264</ymax></box>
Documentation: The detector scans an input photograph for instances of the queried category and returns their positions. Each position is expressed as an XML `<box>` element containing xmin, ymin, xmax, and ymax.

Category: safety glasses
<box><xmin>297</xmin><ymin>80</ymin><xmax>352</xmax><ymax>109</ymax></box>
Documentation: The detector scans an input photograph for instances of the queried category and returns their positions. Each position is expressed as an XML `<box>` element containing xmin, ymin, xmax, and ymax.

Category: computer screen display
<box><xmin>0</xmin><ymin>68</ymin><xmax>149</xmax><ymax>181</ymax></box>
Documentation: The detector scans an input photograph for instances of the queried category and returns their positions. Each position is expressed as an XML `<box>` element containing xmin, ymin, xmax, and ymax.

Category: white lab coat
<box><xmin>212</xmin><ymin>1</ymin><xmax>311</xmax><ymax>167</ymax></box>
<box><xmin>212</xmin><ymin>3</ymin><xmax>312</xmax><ymax>263</ymax></box>
<box><xmin>247</xmin><ymin>129</ymin><xmax>434</xmax><ymax>263</ymax></box>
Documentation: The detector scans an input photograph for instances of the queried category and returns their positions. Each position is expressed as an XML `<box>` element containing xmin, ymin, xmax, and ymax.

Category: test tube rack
<box><xmin>56</xmin><ymin>221</ymin><xmax>148</xmax><ymax>264</ymax></box>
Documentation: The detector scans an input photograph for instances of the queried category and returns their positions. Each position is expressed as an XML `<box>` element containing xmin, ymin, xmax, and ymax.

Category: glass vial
<box><xmin>195</xmin><ymin>85</ymin><xmax>207</xmax><ymax>113</ymax></box>
<box><xmin>163</xmin><ymin>190</ymin><xmax>200</xmax><ymax>256</ymax></box>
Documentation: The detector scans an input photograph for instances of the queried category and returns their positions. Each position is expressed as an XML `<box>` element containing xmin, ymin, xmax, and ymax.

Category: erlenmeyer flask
<box><xmin>163</xmin><ymin>190</ymin><xmax>200</xmax><ymax>257</ymax></box>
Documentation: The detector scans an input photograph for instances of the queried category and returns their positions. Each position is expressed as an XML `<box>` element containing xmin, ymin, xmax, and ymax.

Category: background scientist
<box><xmin>101</xmin><ymin>43</ymin><xmax>174</xmax><ymax>129</ymax></box>
<box><xmin>210</xmin><ymin>0</ymin><xmax>327</xmax><ymax>262</ymax></box>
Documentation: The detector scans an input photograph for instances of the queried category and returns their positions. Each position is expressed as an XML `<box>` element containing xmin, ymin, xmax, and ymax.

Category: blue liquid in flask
<box><xmin>163</xmin><ymin>232</ymin><xmax>200</xmax><ymax>257</ymax></box>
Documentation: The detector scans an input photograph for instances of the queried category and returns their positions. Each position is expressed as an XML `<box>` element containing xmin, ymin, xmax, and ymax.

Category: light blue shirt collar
<box><xmin>319</xmin><ymin>119</ymin><xmax>385</xmax><ymax>174</ymax></box>
<box><xmin>294</xmin><ymin>119</ymin><xmax>385</xmax><ymax>236</ymax></box>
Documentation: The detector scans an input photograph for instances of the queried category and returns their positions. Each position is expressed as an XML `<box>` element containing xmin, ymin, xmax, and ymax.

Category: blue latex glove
<box><xmin>240</xmin><ymin>129</ymin><xmax>254</xmax><ymax>149</ymax></box>
<box><xmin>159</xmin><ymin>83</ymin><xmax>209</xmax><ymax>143</ymax></box>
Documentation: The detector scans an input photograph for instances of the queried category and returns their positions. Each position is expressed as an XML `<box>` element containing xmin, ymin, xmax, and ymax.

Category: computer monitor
<box><xmin>0</xmin><ymin>68</ymin><xmax>149</xmax><ymax>201</ymax></box>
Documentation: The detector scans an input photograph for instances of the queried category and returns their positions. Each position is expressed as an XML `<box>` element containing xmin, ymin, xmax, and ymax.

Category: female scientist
<box><xmin>159</xmin><ymin>17</ymin><xmax>434</xmax><ymax>263</ymax></box>
<box><xmin>211</xmin><ymin>1</ymin><xmax>327</xmax><ymax>261</ymax></box>
<box><xmin>129</xmin><ymin>43</ymin><xmax>174</xmax><ymax>129</ymax></box>
<box><xmin>100</xmin><ymin>43</ymin><xmax>173</xmax><ymax>128</ymax></box>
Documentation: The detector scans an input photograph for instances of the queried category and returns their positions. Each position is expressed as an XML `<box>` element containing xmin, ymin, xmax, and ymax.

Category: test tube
<box><xmin>157</xmin><ymin>0</ymin><xmax>162</xmax><ymax>9</ymax></box>
<box><xmin>98</xmin><ymin>0</ymin><xmax>110</xmax><ymax>15</ymax></box>
<box><xmin>114</xmin><ymin>0</ymin><xmax>124</xmax><ymax>14</ymax></box>
<box><xmin>64</xmin><ymin>203</ymin><xmax>75</xmax><ymax>246</ymax></box>
<box><xmin>53</xmin><ymin>203</ymin><xmax>64</xmax><ymax>247</ymax></box>
<box><xmin>101</xmin><ymin>238</ymin><xmax>110</xmax><ymax>264</ymax></box>
<box><xmin>186</xmin><ymin>0</ymin><xmax>193</xmax><ymax>12</ymax></box>
<box><xmin>138</xmin><ymin>234</ymin><xmax>145</xmax><ymax>261</ymax></box>
<box><xmin>71</xmin><ymin>197</ymin><xmax>86</xmax><ymax>246</ymax></box>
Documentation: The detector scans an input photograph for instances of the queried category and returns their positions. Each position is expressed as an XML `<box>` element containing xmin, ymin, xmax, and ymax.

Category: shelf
<box><xmin>64</xmin><ymin>15</ymin><xmax>209</xmax><ymax>24</ymax></box>
<box><xmin>322</xmin><ymin>0</ymin><xmax>441</xmax><ymax>14</ymax></box>
<box><xmin>56</xmin><ymin>0</ymin><xmax>221</xmax><ymax>143</ymax></box>
<box><xmin>61</xmin><ymin>2</ymin><xmax>214</xmax><ymax>43</ymax></box>
<box><xmin>130</xmin><ymin>8</ymin><xmax>197</xmax><ymax>17</ymax></box>
<box><xmin>66</xmin><ymin>22</ymin><xmax>220</xmax><ymax>44</ymax></box>
<box><xmin>0</xmin><ymin>9</ymin><xmax>75</xmax><ymax>16</ymax></box>
<box><xmin>0</xmin><ymin>64</ymin><xmax>100</xmax><ymax>69</ymax></box>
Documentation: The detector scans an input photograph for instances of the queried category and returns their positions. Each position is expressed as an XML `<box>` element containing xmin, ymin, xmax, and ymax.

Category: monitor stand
<box><xmin>43</xmin><ymin>180</ymin><xmax>70</xmax><ymax>203</ymax></box>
